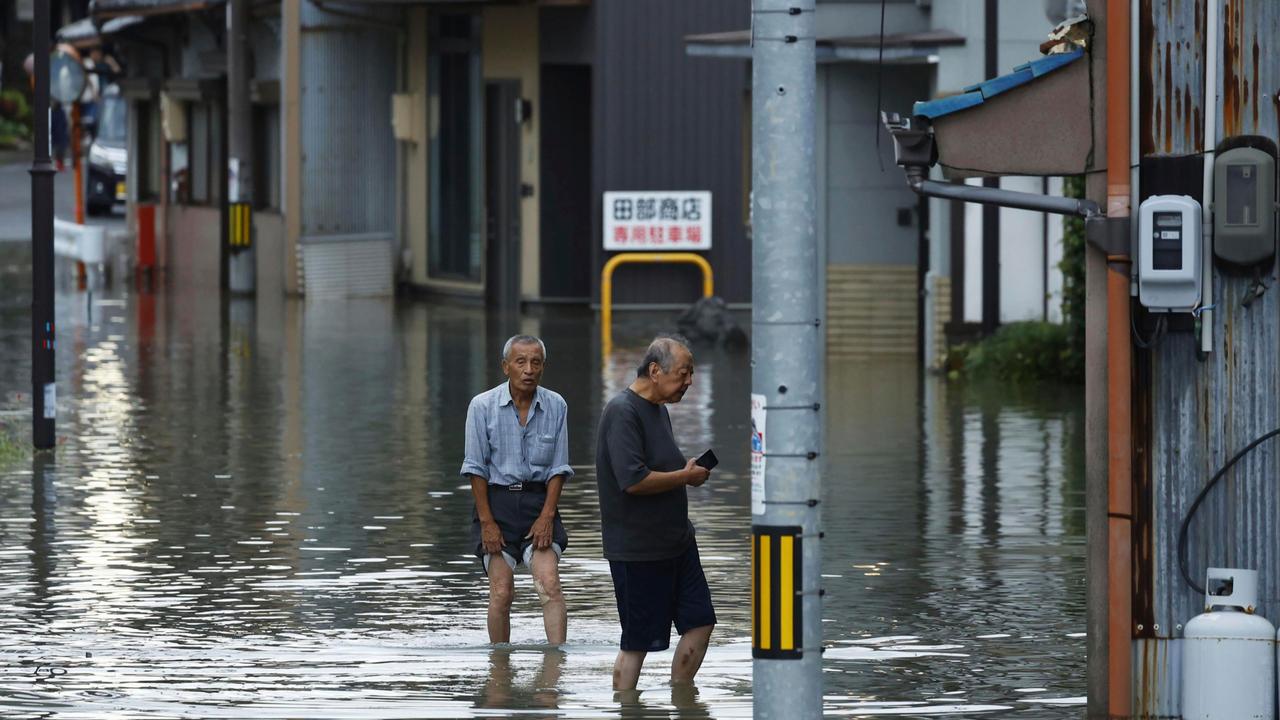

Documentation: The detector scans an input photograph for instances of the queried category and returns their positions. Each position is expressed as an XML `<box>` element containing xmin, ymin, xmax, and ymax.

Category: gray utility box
<box><xmin>1214</xmin><ymin>147</ymin><xmax>1276</xmax><ymax>267</ymax></box>
<box><xmin>1139</xmin><ymin>195</ymin><xmax>1202</xmax><ymax>312</ymax></box>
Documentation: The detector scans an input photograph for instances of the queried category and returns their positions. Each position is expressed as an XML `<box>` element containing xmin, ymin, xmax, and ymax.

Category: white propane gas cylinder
<box><xmin>1181</xmin><ymin>568</ymin><xmax>1275</xmax><ymax>720</ymax></box>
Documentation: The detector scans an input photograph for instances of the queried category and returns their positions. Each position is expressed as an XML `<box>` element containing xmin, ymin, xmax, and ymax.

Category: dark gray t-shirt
<box><xmin>595</xmin><ymin>388</ymin><xmax>694</xmax><ymax>561</ymax></box>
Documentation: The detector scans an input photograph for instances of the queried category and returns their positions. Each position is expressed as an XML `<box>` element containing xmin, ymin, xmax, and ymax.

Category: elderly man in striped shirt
<box><xmin>461</xmin><ymin>335</ymin><xmax>573</xmax><ymax>645</ymax></box>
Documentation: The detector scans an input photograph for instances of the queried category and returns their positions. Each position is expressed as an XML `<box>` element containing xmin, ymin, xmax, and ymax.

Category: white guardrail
<box><xmin>53</xmin><ymin>219</ymin><xmax>131</xmax><ymax>284</ymax></box>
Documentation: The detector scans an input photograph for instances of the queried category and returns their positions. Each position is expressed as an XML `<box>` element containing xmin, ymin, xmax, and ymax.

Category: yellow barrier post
<box><xmin>601</xmin><ymin>252</ymin><xmax>714</xmax><ymax>357</ymax></box>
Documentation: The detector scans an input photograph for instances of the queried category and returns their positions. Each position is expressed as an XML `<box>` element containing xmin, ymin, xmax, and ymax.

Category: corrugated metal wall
<box><xmin>1140</xmin><ymin>0</ymin><xmax>1280</xmax><ymax>714</ymax></box>
<box><xmin>591</xmin><ymin>0</ymin><xmax>750</xmax><ymax>306</ymax></box>
<box><xmin>298</xmin><ymin>2</ymin><xmax>399</xmax><ymax>296</ymax></box>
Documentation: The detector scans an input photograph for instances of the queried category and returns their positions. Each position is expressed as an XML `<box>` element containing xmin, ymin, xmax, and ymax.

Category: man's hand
<box><xmin>480</xmin><ymin>519</ymin><xmax>504</xmax><ymax>555</ymax></box>
<box><xmin>684</xmin><ymin>457</ymin><xmax>710</xmax><ymax>487</ymax></box>
<box><xmin>528</xmin><ymin>514</ymin><xmax>555</xmax><ymax>550</ymax></box>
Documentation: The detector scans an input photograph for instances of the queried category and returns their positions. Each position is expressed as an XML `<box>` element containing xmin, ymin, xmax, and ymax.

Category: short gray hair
<box><xmin>502</xmin><ymin>335</ymin><xmax>546</xmax><ymax>361</ymax></box>
<box><xmin>636</xmin><ymin>334</ymin><xmax>692</xmax><ymax>377</ymax></box>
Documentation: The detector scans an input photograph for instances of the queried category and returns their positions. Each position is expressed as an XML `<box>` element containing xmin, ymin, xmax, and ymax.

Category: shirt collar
<box><xmin>499</xmin><ymin>381</ymin><xmax>543</xmax><ymax>409</ymax></box>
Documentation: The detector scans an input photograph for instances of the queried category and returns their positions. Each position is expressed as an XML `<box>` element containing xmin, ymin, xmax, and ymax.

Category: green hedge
<box><xmin>0</xmin><ymin>89</ymin><xmax>32</xmax><ymax>149</ymax></box>
<box><xmin>947</xmin><ymin>321</ymin><xmax>1077</xmax><ymax>384</ymax></box>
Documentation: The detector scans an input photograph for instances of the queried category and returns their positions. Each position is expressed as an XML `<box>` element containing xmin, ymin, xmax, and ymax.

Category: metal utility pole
<box><xmin>30</xmin><ymin>0</ymin><xmax>56</xmax><ymax>449</ymax></box>
<box><xmin>750</xmin><ymin>1</ymin><xmax>822</xmax><ymax>718</ymax></box>
<box><xmin>227</xmin><ymin>0</ymin><xmax>255</xmax><ymax>293</ymax></box>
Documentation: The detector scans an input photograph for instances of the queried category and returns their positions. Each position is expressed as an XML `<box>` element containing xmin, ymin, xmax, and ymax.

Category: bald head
<box><xmin>637</xmin><ymin>335</ymin><xmax>692</xmax><ymax>378</ymax></box>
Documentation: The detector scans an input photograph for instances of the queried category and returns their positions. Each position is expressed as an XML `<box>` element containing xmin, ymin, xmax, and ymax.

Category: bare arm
<box><xmin>471</xmin><ymin>475</ymin><xmax>496</xmax><ymax>523</ymax></box>
<box><xmin>471</xmin><ymin>475</ymin><xmax>503</xmax><ymax>554</ymax></box>
<box><xmin>539</xmin><ymin>475</ymin><xmax>565</xmax><ymax>517</ymax></box>
<box><xmin>625</xmin><ymin>458</ymin><xmax>708</xmax><ymax>496</ymax></box>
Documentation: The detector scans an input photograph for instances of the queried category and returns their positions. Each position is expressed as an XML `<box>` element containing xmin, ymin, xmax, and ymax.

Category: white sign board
<box><xmin>604</xmin><ymin>191</ymin><xmax>712</xmax><ymax>251</ymax></box>
<box><xmin>17</xmin><ymin>0</ymin><xmax>34</xmax><ymax>22</ymax></box>
<box><xmin>751</xmin><ymin>393</ymin><xmax>766</xmax><ymax>515</ymax></box>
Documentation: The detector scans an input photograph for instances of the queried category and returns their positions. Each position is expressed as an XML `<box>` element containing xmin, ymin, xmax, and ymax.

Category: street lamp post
<box><xmin>30</xmin><ymin>0</ymin><xmax>55</xmax><ymax>449</ymax></box>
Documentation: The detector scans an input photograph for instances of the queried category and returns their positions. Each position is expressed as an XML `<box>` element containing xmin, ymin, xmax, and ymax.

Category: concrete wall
<box><xmin>282</xmin><ymin>0</ymin><xmax>301</xmax><ymax>294</ymax></box>
<box><xmin>404</xmin><ymin>7</ymin><xmax>429</xmax><ymax>288</ymax></box>
<box><xmin>827</xmin><ymin>264</ymin><xmax>918</xmax><ymax>359</ymax></box>
<box><xmin>482</xmin><ymin>4</ymin><xmax>540</xmax><ymax>300</ymax></box>
<box><xmin>166</xmin><ymin>205</ymin><xmax>221</xmax><ymax>292</ymax></box>
<box><xmin>255</xmin><ymin>211</ymin><xmax>286</xmax><ymax>299</ymax></box>
<box><xmin>824</xmin><ymin>62</ymin><xmax>930</xmax><ymax>267</ymax></box>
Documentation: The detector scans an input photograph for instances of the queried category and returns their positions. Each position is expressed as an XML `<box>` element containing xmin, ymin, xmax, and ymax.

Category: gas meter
<box><xmin>1138</xmin><ymin>195</ymin><xmax>1202</xmax><ymax>312</ymax></box>
<box><xmin>1214</xmin><ymin>146</ymin><xmax>1276</xmax><ymax>267</ymax></box>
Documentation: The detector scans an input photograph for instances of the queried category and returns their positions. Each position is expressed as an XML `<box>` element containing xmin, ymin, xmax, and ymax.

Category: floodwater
<box><xmin>0</xmin><ymin>249</ymin><xmax>1086</xmax><ymax>718</ymax></box>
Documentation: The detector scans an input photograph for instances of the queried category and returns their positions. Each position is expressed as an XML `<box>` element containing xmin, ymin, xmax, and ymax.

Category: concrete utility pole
<box><xmin>30</xmin><ymin>0</ymin><xmax>56</xmax><ymax>449</ymax></box>
<box><xmin>750</xmin><ymin>1</ymin><xmax>822</xmax><ymax>718</ymax></box>
<box><xmin>227</xmin><ymin>0</ymin><xmax>255</xmax><ymax>293</ymax></box>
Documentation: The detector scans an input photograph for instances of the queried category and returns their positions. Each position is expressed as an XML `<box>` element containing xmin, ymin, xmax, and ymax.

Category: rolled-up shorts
<box><xmin>471</xmin><ymin>483</ymin><xmax>568</xmax><ymax>574</ymax></box>
<box><xmin>608</xmin><ymin>541</ymin><xmax>717</xmax><ymax>652</ymax></box>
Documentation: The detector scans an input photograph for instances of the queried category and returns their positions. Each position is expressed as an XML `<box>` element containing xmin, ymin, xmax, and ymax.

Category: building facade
<box><xmin>86</xmin><ymin>0</ymin><xmax>750</xmax><ymax>308</ymax></box>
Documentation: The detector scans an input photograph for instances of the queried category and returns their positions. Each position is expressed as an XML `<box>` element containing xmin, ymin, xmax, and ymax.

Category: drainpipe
<box><xmin>1104</xmin><ymin>0</ymin><xmax>1133</xmax><ymax>716</ymax></box>
<box><xmin>1200</xmin><ymin>0</ymin><xmax>1218</xmax><ymax>354</ymax></box>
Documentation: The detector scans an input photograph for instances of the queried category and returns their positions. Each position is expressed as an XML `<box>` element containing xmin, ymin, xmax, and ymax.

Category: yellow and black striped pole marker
<box><xmin>228</xmin><ymin>202</ymin><xmax>253</xmax><ymax>252</ymax></box>
<box><xmin>753</xmin><ymin>525</ymin><xmax>803</xmax><ymax>660</ymax></box>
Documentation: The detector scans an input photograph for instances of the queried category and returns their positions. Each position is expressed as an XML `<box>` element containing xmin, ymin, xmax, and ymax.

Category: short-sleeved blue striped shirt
<box><xmin>460</xmin><ymin>382</ymin><xmax>573</xmax><ymax>486</ymax></box>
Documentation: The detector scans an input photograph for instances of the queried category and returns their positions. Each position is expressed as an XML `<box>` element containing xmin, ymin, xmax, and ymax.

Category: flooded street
<box><xmin>0</xmin><ymin>252</ymin><xmax>1085</xmax><ymax>718</ymax></box>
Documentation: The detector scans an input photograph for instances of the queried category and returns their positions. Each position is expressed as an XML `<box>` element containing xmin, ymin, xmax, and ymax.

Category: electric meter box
<box><xmin>1214</xmin><ymin>147</ymin><xmax>1276</xmax><ymax>267</ymax></box>
<box><xmin>1139</xmin><ymin>195</ymin><xmax>1202</xmax><ymax>312</ymax></box>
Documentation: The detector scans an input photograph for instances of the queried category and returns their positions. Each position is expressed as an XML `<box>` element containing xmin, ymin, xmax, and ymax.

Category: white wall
<box><xmin>962</xmin><ymin>176</ymin><xmax>1068</xmax><ymax>325</ymax></box>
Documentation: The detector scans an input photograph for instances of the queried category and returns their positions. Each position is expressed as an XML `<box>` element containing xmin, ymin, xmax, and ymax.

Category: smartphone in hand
<box><xmin>695</xmin><ymin>449</ymin><xmax>719</xmax><ymax>471</ymax></box>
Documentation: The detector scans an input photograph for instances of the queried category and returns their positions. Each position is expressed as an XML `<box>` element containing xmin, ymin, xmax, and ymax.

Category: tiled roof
<box><xmin>913</xmin><ymin>48</ymin><xmax>1084</xmax><ymax>120</ymax></box>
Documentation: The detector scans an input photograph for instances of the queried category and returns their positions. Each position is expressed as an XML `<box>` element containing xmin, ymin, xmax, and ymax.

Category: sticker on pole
<box><xmin>751</xmin><ymin>393</ymin><xmax>766</xmax><ymax>515</ymax></box>
<box><xmin>43</xmin><ymin>383</ymin><xmax>56</xmax><ymax>419</ymax></box>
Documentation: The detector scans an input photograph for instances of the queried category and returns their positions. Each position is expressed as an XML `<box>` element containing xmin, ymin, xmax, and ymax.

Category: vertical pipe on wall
<box><xmin>1200</xmin><ymin>0</ymin><xmax>1218</xmax><ymax>354</ymax></box>
<box><xmin>1104</xmin><ymin>0</ymin><xmax>1133</xmax><ymax>717</ymax></box>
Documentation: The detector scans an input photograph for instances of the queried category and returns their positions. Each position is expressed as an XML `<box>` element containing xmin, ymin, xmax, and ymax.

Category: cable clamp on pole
<box><xmin>761</xmin><ymin>451</ymin><xmax>819</xmax><ymax>460</ymax></box>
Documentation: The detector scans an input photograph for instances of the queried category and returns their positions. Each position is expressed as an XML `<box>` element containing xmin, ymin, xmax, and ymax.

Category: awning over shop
<box><xmin>56</xmin><ymin>15</ymin><xmax>145</xmax><ymax>48</ymax></box>
<box><xmin>89</xmin><ymin>0</ymin><xmax>224</xmax><ymax>21</ymax></box>
<box><xmin>684</xmin><ymin>29</ymin><xmax>964</xmax><ymax>63</ymax></box>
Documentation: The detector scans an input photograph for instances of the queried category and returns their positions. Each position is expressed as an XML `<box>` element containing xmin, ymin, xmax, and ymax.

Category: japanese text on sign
<box><xmin>603</xmin><ymin>191</ymin><xmax>712</xmax><ymax>251</ymax></box>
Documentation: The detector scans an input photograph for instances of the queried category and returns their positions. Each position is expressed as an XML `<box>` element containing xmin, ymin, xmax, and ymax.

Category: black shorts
<box><xmin>608</xmin><ymin>542</ymin><xmax>717</xmax><ymax>652</ymax></box>
<box><xmin>471</xmin><ymin>483</ymin><xmax>568</xmax><ymax>570</ymax></box>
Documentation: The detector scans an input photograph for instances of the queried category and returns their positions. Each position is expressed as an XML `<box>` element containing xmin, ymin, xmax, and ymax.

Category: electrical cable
<box><xmin>874</xmin><ymin>0</ymin><xmax>887</xmax><ymax>172</ymax></box>
<box><xmin>1130</xmin><ymin>312</ymin><xmax>1166</xmax><ymax>350</ymax></box>
<box><xmin>1177</xmin><ymin>427</ymin><xmax>1280</xmax><ymax>595</ymax></box>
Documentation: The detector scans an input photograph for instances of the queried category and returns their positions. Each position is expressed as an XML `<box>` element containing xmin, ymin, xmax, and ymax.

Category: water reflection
<box><xmin>0</xmin><ymin>280</ymin><xmax>1085</xmax><ymax>717</ymax></box>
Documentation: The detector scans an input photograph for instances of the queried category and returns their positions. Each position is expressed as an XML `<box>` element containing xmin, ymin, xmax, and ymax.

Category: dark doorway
<box><xmin>428</xmin><ymin>13</ymin><xmax>482</xmax><ymax>283</ymax></box>
<box><xmin>485</xmin><ymin>80</ymin><xmax>522</xmax><ymax>311</ymax></box>
<box><xmin>539</xmin><ymin>65</ymin><xmax>592</xmax><ymax>301</ymax></box>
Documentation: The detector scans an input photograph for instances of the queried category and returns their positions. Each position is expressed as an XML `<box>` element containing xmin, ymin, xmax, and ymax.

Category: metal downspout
<box><xmin>1105</xmin><ymin>0</ymin><xmax>1134</xmax><ymax>716</ymax></box>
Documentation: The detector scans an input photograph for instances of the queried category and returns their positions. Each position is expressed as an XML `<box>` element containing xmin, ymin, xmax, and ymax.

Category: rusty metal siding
<box><xmin>1143</xmin><ymin>1</ymin><xmax>1280</xmax><ymax>715</ymax></box>
<box><xmin>299</xmin><ymin>0</ymin><xmax>398</xmax><ymax>290</ymax></box>
<box><xmin>591</xmin><ymin>0</ymin><xmax>749</xmax><ymax>306</ymax></box>
<box><xmin>1140</xmin><ymin>0</ymin><xmax>1206</xmax><ymax>156</ymax></box>
<box><xmin>1220</xmin><ymin>0</ymin><xmax>1280</xmax><ymax>139</ymax></box>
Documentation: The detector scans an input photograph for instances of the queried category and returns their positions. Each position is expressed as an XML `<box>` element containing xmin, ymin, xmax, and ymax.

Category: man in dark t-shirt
<box><xmin>596</xmin><ymin>335</ymin><xmax>715</xmax><ymax>691</ymax></box>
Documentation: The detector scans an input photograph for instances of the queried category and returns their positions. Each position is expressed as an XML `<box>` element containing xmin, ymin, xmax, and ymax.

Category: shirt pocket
<box><xmin>531</xmin><ymin>434</ymin><xmax>557</xmax><ymax>466</ymax></box>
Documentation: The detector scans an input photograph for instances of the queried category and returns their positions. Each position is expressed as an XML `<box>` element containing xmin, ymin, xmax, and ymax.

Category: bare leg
<box><xmin>487</xmin><ymin>555</ymin><xmax>515</xmax><ymax>644</ymax></box>
<box><xmin>529</xmin><ymin>549</ymin><xmax>566</xmax><ymax>645</ymax></box>
<box><xmin>613</xmin><ymin>650</ymin><xmax>647</xmax><ymax>690</ymax></box>
<box><xmin>671</xmin><ymin>624</ymin><xmax>713</xmax><ymax>683</ymax></box>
